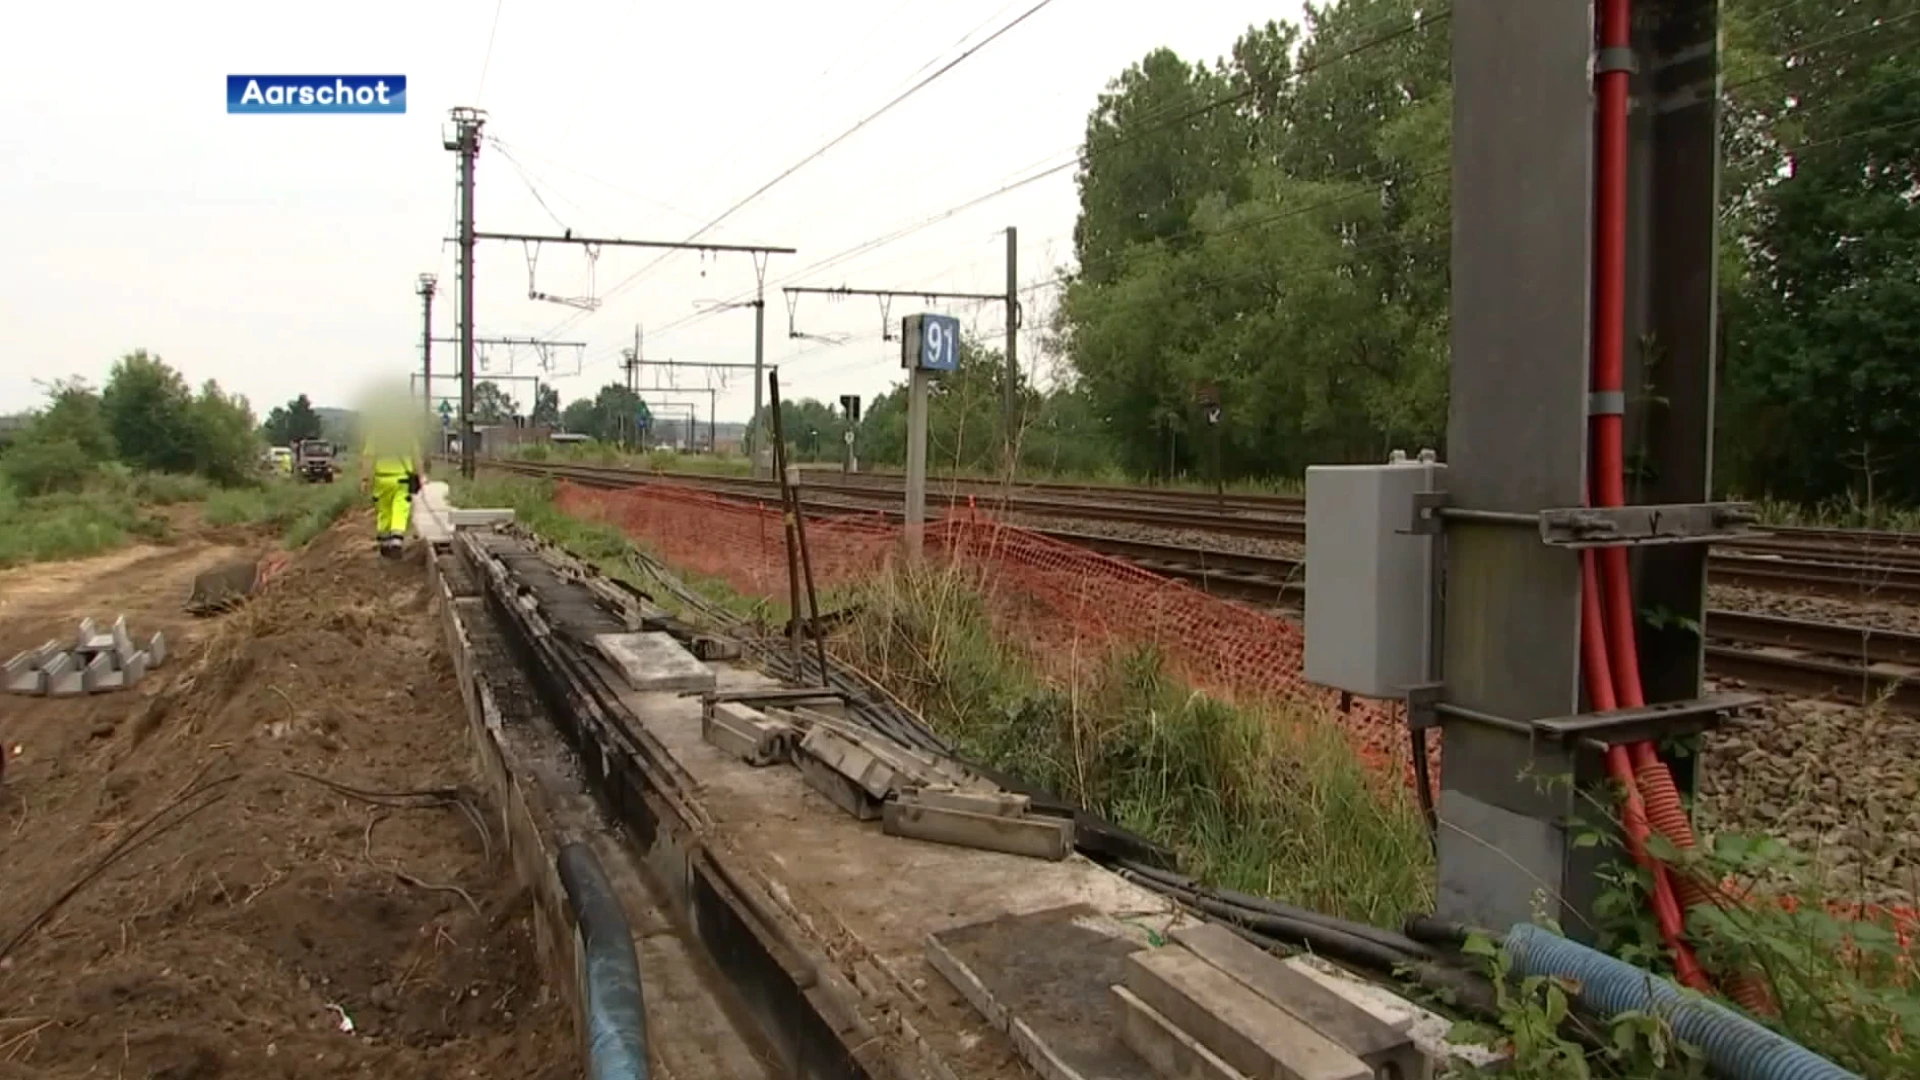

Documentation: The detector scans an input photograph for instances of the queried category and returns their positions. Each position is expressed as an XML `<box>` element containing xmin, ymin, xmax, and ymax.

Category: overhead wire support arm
<box><xmin>470</xmin><ymin>231</ymin><xmax>797</xmax><ymax>255</ymax></box>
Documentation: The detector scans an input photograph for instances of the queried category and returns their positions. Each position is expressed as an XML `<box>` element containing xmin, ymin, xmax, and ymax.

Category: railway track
<box><xmin>480</xmin><ymin>457</ymin><xmax>1920</xmax><ymax>715</ymax></box>
<box><xmin>483</xmin><ymin>458</ymin><xmax>1920</xmax><ymax>602</ymax></box>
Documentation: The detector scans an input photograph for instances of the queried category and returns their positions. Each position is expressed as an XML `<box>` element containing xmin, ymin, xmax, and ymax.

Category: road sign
<box><xmin>900</xmin><ymin>313</ymin><xmax>960</xmax><ymax>373</ymax></box>
<box><xmin>438</xmin><ymin>399</ymin><xmax>452</xmax><ymax>428</ymax></box>
<box><xmin>843</xmin><ymin>429</ymin><xmax>855</xmax><ymax>445</ymax></box>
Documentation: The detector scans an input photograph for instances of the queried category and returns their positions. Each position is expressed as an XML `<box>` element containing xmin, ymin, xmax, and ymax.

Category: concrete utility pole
<box><xmin>1004</xmin><ymin>226</ymin><xmax>1019</xmax><ymax>462</ymax></box>
<box><xmin>444</xmin><ymin>107</ymin><xmax>486</xmax><ymax>480</ymax></box>
<box><xmin>620</xmin><ymin>325</ymin><xmax>643</xmax><ymax>449</ymax></box>
<box><xmin>416</xmin><ymin>273</ymin><xmax>437</xmax><ymax>435</ymax></box>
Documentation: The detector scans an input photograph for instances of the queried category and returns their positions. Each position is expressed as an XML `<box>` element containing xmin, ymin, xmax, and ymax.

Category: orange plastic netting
<box><xmin>554</xmin><ymin>479</ymin><xmax>1415</xmax><ymax>779</ymax></box>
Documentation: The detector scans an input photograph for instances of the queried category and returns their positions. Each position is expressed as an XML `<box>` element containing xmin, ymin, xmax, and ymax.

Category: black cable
<box><xmin>1411</xmin><ymin>727</ymin><xmax>1439</xmax><ymax>852</ymax></box>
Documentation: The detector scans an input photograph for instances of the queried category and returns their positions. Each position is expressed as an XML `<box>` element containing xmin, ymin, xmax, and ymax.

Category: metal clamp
<box><xmin>1536</xmin><ymin>502</ymin><xmax>1759</xmax><ymax>548</ymax></box>
<box><xmin>1531</xmin><ymin>691</ymin><xmax>1758</xmax><ymax>747</ymax></box>
<box><xmin>1595</xmin><ymin>46</ymin><xmax>1639</xmax><ymax>74</ymax></box>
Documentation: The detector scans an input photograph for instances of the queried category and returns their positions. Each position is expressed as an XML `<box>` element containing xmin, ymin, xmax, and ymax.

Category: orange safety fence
<box><xmin>554</xmin><ymin>479</ymin><xmax>1421</xmax><ymax>783</ymax></box>
<box><xmin>556</xmin><ymin>478</ymin><xmax>1920</xmax><ymax>954</ymax></box>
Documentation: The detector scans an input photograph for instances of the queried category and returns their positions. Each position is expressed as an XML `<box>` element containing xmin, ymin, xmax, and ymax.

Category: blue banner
<box><xmin>227</xmin><ymin>75</ymin><xmax>407</xmax><ymax>114</ymax></box>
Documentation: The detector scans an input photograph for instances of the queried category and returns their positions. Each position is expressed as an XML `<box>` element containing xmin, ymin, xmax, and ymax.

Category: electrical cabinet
<box><xmin>1303</xmin><ymin>456</ymin><xmax>1445</xmax><ymax>699</ymax></box>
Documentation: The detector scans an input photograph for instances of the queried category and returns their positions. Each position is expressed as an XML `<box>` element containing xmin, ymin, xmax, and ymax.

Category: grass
<box><xmin>453</xmin><ymin>470</ymin><xmax>1431</xmax><ymax>924</ymax></box>
<box><xmin>0</xmin><ymin>481</ymin><xmax>171</xmax><ymax>568</ymax></box>
<box><xmin>832</xmin><ymin>564</ymin><xmax>1433</xmax><ymax>926</ymax></box>
<box><xmin>201</xmin><ymin>479</ymin><xmax>359</xmax><ymax>547</ymax></box>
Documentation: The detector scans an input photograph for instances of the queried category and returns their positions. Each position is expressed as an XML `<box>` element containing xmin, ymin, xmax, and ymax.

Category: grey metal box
<box><xmin>1304</xmin><ymin>459</ymin><xmax>1445</xmax><ymax>699</ymax></box>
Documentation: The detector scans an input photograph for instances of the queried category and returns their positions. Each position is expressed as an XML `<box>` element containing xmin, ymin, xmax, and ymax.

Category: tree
<box><xmin>531</xmin><ymin>384</ymin><xmax>561</xmax><ymax>428</ymax></box>
<box><xmin>472</xmin><ymin>381</ymin><xmax>519</xmax><ymax>424</ymax></box>
<box><xmin>188</xmin><ymin>381</ymin><xmax>259</xmax><ymax>486</ymax></box>
<box><xmin>561</xmin><ymin>397</ymin><xmax>596</xmax><ymax>435</ymax></box>
<box><xmin>33</xmin><ymin>378</ymin><xmax>114</xmax><ymax>462</ymax></box>
<box><xmin>101</xmin><ymin>351</ymin><xmax>197</xmax><ymax>473</ymax></box>
<box><xmin>261</xmin><ymin>393</ymin><xmax>323</xmax><ymax>446</ymax></box>
<box><xmin>1716</xmin><ymin>0</ymin><xmax>1920</xmax><ymax>507</ymax></box>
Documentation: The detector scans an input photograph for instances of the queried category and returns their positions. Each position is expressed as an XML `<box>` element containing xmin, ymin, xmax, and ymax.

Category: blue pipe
<box><xmin>558</xmin><ymin>843</ymin><xmax>650</xmax><ymax>1080</ymax></box>
<box><xmin>1503</xmin><ymin>923</ymin><xmax>1858</xmax><ymax>1080</ymax></box>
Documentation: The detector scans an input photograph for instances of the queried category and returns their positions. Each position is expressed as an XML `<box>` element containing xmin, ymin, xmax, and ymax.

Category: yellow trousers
<box><xmin>373</xmin><ymin>473</ymin><xmax>412</xmax><ymax>537</ymax></box>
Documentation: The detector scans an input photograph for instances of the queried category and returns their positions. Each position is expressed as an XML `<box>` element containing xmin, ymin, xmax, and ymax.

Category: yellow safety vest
<box><xmin>364</xmin><ymin>439</ymin><xmax>415</xmax><ymax>477</ymax></box>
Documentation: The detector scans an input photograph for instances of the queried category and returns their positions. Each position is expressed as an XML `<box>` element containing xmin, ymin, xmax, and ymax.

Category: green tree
<box><xmin>188</xmin><ymin>381</ymin><xmax>259</xmax><ymax>485</ymax></box>
<box><xmin>472</xmin><ymin>381</ymin><xmax>519</xmax><ymax>424</ymax></box>
<box><xmin>1716</xmin><ymin>0</ymin><xmax>1920</xmax><ymax>508</ymax></box>
<box><xmin>32</xmin><ymin>378</ymin><xmax>115</xmax><ymax>462</ymax></box>
<box><xmin>261</xmin><ymin>393</ymin><xmax>323</xmax><ymax>446</ymax></box>
<box><xmin>531</xmin><ymin>384</ymin><xmax>561</xmax><ymax>428</ymax></box>
<box><xmin>1059</xmin><ymin>2</ymin><xmax>1452</xmax><ymax>480</ymax></box>
<box><xmin>101</xmin><ymin>350</ymin><xmax>197</xmax><ymax>473</ymax></box>
<box><xmin>561</xmin><ymin>397</ymin><xmax>596</xmax><ymax>435</ymax></box>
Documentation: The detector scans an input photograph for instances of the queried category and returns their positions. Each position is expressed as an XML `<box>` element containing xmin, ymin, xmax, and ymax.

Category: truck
<box><xmin>292</xmin><ymin>439</ymin><xmax>336</xmax><ymax>483</ymax></box>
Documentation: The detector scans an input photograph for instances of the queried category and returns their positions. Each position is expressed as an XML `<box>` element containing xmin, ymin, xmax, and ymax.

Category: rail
<box><xmin>475</xmin><ymin>457</ymin><xmax>1920</xmax><ymax>715</ymax></box>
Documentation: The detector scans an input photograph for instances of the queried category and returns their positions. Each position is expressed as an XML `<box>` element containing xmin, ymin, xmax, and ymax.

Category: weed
<box><xmin>0</xmin><ymin>482</ymin><xmax>169</xmax><ymax>567</ymax></box>
<box><xmin>833</xmin><ymin>563</ymin><xmax>1433</xmax><ymax>926</ymax></box>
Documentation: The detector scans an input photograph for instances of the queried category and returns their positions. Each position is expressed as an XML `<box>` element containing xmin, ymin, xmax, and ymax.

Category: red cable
<box><xmin>1589</xmin><ymin>0</ymin><xmax>1714</xmax><ymax>993</ymax></box>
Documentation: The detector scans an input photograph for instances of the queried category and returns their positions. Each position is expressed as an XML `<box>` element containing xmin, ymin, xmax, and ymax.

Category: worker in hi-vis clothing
<box><xmin>358</xmin><ymin>395</ymin><xmax>424</xmax><ymax>557</ymax></box>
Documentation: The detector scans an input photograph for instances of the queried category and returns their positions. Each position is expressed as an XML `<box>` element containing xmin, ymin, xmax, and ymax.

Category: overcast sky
<box><xmin>0</xmin><ymin>0</ymin><xmax>1305</xmax><ymax>425</ymax></box>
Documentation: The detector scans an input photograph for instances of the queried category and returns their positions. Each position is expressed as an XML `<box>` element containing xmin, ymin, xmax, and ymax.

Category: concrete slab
<box><xmin>798</xmin><ymin>724</ymin><xmax>921</xmax><ymax>801</ymax></box>
<box><xmin>147</xmin><ymin>631</ymin><xmax>168</xmax><ymax>668</ymax></box>
<box><xmin>1170</xmin><ymin>924</ymin><xmax>1422</xmax><ymax>1080</ymax></box>
<box><xmin>5</xmin><ymin>651</ymin><xmax>45</xmax><ymax>695</ymax></box>
<box><xmin>84</xmin><ymin>651</ymin><xmax>124</xmax><ymax>693</ymax></box>
<box><xmin>793</xmin><ymin>744</ymin><xmax>884</xmax><ymax>820</ymax></box>
<box><xmin>609</xmin><ymin>663</ymin><xmax>1189</xmax><ymax>1080</ymax></box>
<box><xmin>42</xmin><ymin>651</ymin><xmax>83</xmax><ymax>696</ymax></box>
<box><xmin>1284</xmin><ymin>957</ymin><xmax>1498</xmax><ymax>1075</ymax></box>
<box><xmin>1112</xmin><ymin>984</ymin><xmax>1249</xmax><ymax>1080</ymax></box>
<box><xmin>593</xmin><ymin>631</ymin><xmax>717</xmax><ymax>693</ymax></box>
<box><xmin>703</xmin><ymin>702</ymin><xmax>792</xmax><ymax>767</ymax></box>
<box><xmin>414</xmin><ymin>481</ymin><xmax>455</xmax><ymax>542</ymax></box>
<box><xmin>448</xmin><ymin>508</ymin><xmax>516</xmax><ymax>527</ymax></box>
<box><xmin>1123</xmin><ymin>947</ymin><xmax>1372</xmax><ymax>1080</ymax></box>
<box><xmin>884</xmin><ymin>799</ymin><xmax>1072</xmax><ymax>861</ymax></box>
<box><xmin>903</xmin><ymin>785</ymin><xmax>1031</xmax><ymax>818</ymax></box>
<box><xmin>924</xmin><ymin>904</ymin><xmax>1154</xmax><ymax>1080</ymax></box>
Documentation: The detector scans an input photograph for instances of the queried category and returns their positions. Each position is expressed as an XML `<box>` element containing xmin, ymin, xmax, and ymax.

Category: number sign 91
<box><xmin>918</xmin><ymin>314</ymin><xmax>960</xmax><ymax>373</ymax></box>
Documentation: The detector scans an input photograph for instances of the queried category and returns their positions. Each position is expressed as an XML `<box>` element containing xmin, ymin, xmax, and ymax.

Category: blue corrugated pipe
<box><xmin>1504</xmin><ymin>923</ymin><xmax>1858</xmax><ymax>1080</ymax></box>
<box><xmin>558</xmin><ymin>844</ymin><xmax>650</xmax><ymax>1080</ymax></box>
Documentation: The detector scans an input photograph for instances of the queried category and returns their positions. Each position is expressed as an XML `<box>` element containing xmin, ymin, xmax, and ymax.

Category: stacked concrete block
<box><xmin>6</xmin><ymin>616</ymin><xmax>168</xmax><ymax>697</ymax></box>
<box><xmin>700</xmin><ymin>701</ymin><xmax>795</xmax><ymax>767</ymax></box>
<box><xmin>1113</xmin><ymin>923</ymin><xmax>1430</xmax><ymax>1080</ymax></box>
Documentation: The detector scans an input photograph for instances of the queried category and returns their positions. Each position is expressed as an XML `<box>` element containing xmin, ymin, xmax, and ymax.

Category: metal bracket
<box><xmin>1404</xmin><ymin>682</ymin><xmax>1445</xmax><ymax>731</ymax></box>
<box><xmin>1531</xmin><ymin>691</ymin><xmax>1759</xmax><ymax>747</ymax></box>
<box><xmin>1411</xmin><ymin>490</ymin><xmax>1759</xmax><ymax>548</ymax></box>
<box><xmin>1409</xmin><ymin>490</ymin><xmax>1449</xmax><ymax>535</ymax></box>
<box><xmin>1536</xmin><ymin>502</ymin><xmax>1759</xmax><ymax>548</ymax></box>
<box><xmin>1407</xmin><ymin>684</ymin><xmax>1757</xmax><ymax>747</ymax></box>
<box><xmin>1595</xmin><ymin>47</ymin><xmax>1639</xmax><ymax>74</ymax></box>
<box><xmin>1587</xmin><ymin>390</ymin><xmax>1626</xmax><ymax>416</ymax></box>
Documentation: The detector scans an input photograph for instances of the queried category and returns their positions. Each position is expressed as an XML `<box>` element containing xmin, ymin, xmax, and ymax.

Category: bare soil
<box><xmin>0</xmin><ymin>513</ymin><xmax>571</xmax><ymax>1079</ymax></box>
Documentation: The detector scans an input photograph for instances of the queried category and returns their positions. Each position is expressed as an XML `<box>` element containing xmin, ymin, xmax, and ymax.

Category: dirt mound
<box><xmin>0</xmin><ymin>517</ymin><xmax>573</xmax><ymax>1079</ymax></box>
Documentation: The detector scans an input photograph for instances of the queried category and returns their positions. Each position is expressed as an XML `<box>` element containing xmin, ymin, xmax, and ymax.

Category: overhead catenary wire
<box><xmin>617</xmin><ymin>9</ymin><xmax>1455</xmax><ymax>357</ymax></box>
<box><xmin>538</xmin><ymin>0</ymin><xmax>1066</xmax><ymax>343</ymax></box>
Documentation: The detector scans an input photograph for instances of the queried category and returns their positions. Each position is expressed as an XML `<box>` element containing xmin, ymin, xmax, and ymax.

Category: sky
<box><xmin>0</xmin><ymin>0</ymin><xmax>1306</xmax><ymax>426</ymax></box>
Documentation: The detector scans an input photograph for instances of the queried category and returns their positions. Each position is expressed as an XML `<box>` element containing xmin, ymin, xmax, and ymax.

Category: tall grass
<box><xmin>0</xmin><ymin>481</ymin><xmax>170</xmax><ymax>567</ymax></box>
<box><xmin>834</xmin><ymin>565</ymin><xmax>1433</xmax><ymax>927</ymax></box>
<box><xmin>202</xmin><ymin>480</ymin><xmax>359</xmax><ymax>546</ymax></box>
